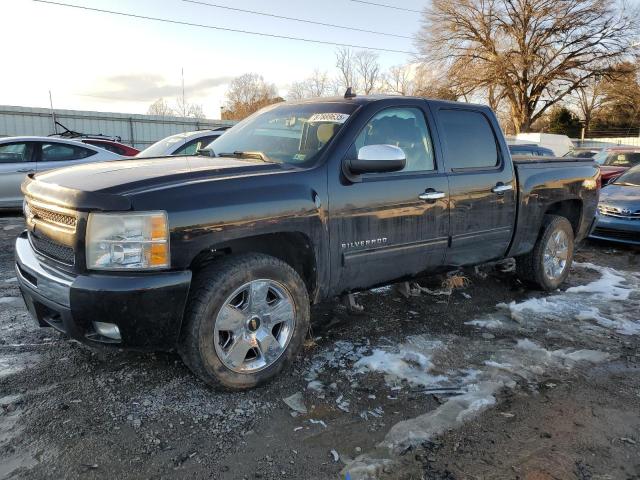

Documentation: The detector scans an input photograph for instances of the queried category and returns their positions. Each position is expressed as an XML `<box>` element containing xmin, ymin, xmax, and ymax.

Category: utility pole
<box><xmin>181</xmin><ymin>67</ymin><xmax>186</xmax><ymax>117</ymax></box>
<box><xmin>49</xmin><ymin>90</ymin><xmax>58</xmax><ymax>134</ymax></box>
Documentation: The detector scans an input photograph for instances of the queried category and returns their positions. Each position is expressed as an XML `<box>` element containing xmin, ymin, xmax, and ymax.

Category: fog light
<box><xmin>93</xmin><ymin>321</ymin><xmax>121</xmax><ymax>340</ymax></box>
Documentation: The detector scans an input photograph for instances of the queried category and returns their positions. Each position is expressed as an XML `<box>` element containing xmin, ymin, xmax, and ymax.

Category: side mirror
<box><xmin>347</xmin><ymin>144</ymin><xmax>406</xmax><ymax>175</ymax></box>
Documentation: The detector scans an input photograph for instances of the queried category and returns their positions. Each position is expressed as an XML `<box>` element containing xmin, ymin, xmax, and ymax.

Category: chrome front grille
<box><xmin>24</xmin><ymin>197</ymin><xmax>77</xmax><ymax>266</ymax></box>
<box><xmin>28</xmin><ymin>203</ymin><xmax>77</xmax><ymax>229</ymax></box>
<box><xmin>598</xmin><ymin>205</ymin><xmax>640</xmax><ymax>220</ymax></box>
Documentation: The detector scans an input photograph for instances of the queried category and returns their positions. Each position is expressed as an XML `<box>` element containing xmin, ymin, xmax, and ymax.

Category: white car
<box><xmin>136</xmin><ymin>128</ymin><xmax>230</xmax><ymax>158</ymax></box>
<box><xmin>0</xmin><ymin>136</ymin><xmax>123</xmax><ymax>208</ymax></box>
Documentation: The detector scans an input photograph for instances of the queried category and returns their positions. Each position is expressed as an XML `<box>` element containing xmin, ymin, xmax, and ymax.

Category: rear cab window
<box><xmin>438</xmin><ymin>109</ymin><xmax>500</xmax><ymax>170</ymax></box>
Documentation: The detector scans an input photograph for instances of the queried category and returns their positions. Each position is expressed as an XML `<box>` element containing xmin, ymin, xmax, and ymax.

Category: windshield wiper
<box><xmin>216</xmin><ymin>151</ymin><xmax>272</xmax><ymax>163</ymax></box>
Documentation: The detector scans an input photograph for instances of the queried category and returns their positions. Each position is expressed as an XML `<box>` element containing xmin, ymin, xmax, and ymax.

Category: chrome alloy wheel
<box><xmin>214</xmin><ymin>279</ymin><xmax>295</xmax><ymax>373</ymax></box>
<box><xmin>543</xmin><ymin>229</ymin><xmax>569</xmax><ymax>281</ymax></box>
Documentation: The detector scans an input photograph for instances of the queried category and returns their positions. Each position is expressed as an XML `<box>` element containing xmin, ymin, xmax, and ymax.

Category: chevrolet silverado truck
<box><xmin>16</xmin><ymin>95</ymin><xmax>599</xmax><ymax>389</ymax></box>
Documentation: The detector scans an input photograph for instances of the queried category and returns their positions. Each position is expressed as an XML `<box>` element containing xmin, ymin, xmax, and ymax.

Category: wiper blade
<box><xmin>217</xmin><ymin>151</ymin><xmax>272</xmax><ymax>162</ymax></box>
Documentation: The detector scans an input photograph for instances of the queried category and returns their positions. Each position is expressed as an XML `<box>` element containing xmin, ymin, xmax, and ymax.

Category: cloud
<box><xmin>83</xmin><ymin>73</ymin><xmax>232</xmax><ymax>102</ymax></box>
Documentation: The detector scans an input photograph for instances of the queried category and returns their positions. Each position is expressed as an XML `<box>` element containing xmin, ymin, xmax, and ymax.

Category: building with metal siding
<box><xmin>0</xmin><ymin>105</ymin><xmax>235</xmax><ymax>149</ymax></box>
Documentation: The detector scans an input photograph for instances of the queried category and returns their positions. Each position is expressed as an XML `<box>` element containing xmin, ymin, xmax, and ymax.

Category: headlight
<box><xmin>86</xmin><ymin>211</ymin><xmax>170</xmax><ymax>270</ymax></box>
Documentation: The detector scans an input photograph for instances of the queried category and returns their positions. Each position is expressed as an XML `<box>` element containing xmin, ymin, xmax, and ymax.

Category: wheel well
<box><xmin>190</xmin><ymin>232</ymin><xmax>317</xmax><ymax>297</ymax></box>
<box><xmin>545</xmin><ymin>200</ymin><xmax>582</xmax><ymax>235</ymax></box>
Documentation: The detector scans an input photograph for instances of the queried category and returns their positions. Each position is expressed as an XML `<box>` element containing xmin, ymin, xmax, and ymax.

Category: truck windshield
<box><xmin>203</xmin><ymin>102</ymin><xmax>358</xmax><ymax>166</ymax></box>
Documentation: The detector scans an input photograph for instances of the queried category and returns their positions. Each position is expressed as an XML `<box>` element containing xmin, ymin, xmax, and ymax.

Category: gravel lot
<box><xmin>1</xmin><ymin>214</ymin><xmax>638</xmax><ymax>480</ymax></box>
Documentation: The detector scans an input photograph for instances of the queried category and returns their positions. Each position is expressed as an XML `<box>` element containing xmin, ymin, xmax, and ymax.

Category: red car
<box><xmin>79</xmin><ymin>138</ymin><xmax>140</xmax><ymax>157</ymax></box>
<box><xmin>594</xmin><ymin>147</ymin><xmax>640</xmax><ymax>184</ymax></box>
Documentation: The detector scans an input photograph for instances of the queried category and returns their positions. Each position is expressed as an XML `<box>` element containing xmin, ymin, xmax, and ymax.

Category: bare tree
<box><xmin>335</xmin><ymin>47</ymin><xmax>357</xmax><ymax>91</ymax></box>
<box><xmin>287</xmin><ymin>70</ymin><xmax>331</xmax><ymax>100</ymax></box>
<box><xmin>147</xmin><ymin>98</ymin><xmax>174</xmax><ymax>117</ymax></box>
<box><xmin>308</xmin><ymin>69</ymin><xmax>330</xmax><ymax>97</ymax></box>
<box><xmin>224</xmin><ymin>73</ymin><xmax>282</xmax><ymax>120</ymax></box>
<box><xmin>591</xmin><ymin>62</ymin><xmax>640</xmax><ymax>133</ymax></box>
<box><xmin>417</xmin><ymin>0</ymin><xmax>639</xmax><ymax>132</ymax></box>
<box><xmin>384</xmin><ymin>64</ymin><xmax>413</xmax><ymax>95</ymax></box>
<box><xmin>570</xmin><ymin>78</ymin><xmax>607</xmax><ymax>136</ymax></box>
<box><xmin>354</xmin><ymin>51</ymin><xmax>381</xmax><ymax>94</ymax></box>
<box><xmin>175</xmin><ymin>96</ymin><xmax>206</xmax><ymax>119</ymax></box>
<box><xmin>287</xmin><ymin>81</ymin><xmax>308</xmax><ymax>101</ymax></box>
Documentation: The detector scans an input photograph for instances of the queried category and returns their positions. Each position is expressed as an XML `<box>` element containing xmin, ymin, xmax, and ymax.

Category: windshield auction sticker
<box><xmin>308</xmin><ymin>113</ymin><xmax>350</xmax><ymax>123</ymax></box>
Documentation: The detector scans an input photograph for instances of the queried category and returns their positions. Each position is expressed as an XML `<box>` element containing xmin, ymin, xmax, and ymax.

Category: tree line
<box><xmin>150</xmin><ymin>0</ymin><xmax>640</xmax><ymax>138</ymax></box>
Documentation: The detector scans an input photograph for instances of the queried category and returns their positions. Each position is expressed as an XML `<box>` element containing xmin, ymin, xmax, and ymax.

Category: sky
<box><xmin>0</xmin><ymin>0</ymin><xmax>425</xmax><ymax>119</ymax></box>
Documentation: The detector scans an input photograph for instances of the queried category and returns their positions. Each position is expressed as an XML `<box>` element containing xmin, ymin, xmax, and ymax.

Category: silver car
<box><xmin>0</xmin><ymin>136</ymin><xmax>123</xmax><ymax>208</ymax></box>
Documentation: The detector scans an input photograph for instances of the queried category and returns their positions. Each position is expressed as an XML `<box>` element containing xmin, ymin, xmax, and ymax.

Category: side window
<box><xmin>353</xmin><ymin>107</ymin><xmax>435</xmax><ymax>172</ymax></box>
<box><xmin>439</xmin><ymin>110</ymin><xmax>498</xmax><ymax>169</ymax></box>
<box><xmin>0</xmin><ymin>142</ymin><xmax>30</xmax><ymax>163</ymax></box>
<box><xmin>173</xmin><ymin>138</ymin><xmax>202</xmax><ymax>156</ymax></box>
<box><xmin>197</xmin><ymin>136</ymin><xmax>217</xmax><ymax>150</ymax></box>
<box><xmin>41</xmin><ymin>143</ymin><xmax>97</xmax><ymax>162</ymax></box>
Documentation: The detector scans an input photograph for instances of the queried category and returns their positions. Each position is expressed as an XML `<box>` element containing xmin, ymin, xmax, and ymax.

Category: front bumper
<box><xmin>15</xmin><ymin>232</ymin><xmax>192</xmax><ymax>350</ymax></box>
<box><xmin>589</xmin><ymin>214</ymin><xmax>640</xmax><ymax>246</ymax></box>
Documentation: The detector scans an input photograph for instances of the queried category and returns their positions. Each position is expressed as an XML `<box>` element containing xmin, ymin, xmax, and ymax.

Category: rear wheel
<box><xmin>516</xmin><ymin>215</ymin><xmax>575</xmax><ymax>291</ymax></box>
<box><xmin>179</xmin><ymin>253</ymin><xmax>310</xmax><ymax>390</ymax></box>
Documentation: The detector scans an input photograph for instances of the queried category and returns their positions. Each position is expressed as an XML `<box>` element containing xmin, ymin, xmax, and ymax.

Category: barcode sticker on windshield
<box><xmin>308</xmin><ymin>113</ymin><xmax>350</xmax><ymax>124</ymax></box>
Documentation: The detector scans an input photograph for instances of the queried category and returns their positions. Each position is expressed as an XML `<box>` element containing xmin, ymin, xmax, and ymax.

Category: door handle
<box><xmin>17</xmin><ymin>168</ymin><xmax>34</xmax><ymax>173</ymax></box>
<box><xmin>492</xmin><ymin>184</ymin><xmax>513</xmax><ymax>194</ymax></box>
<box><xmin>419</xmin><ymin>191</ymin><xmax>446</xmax><ymax>201</ymax></box>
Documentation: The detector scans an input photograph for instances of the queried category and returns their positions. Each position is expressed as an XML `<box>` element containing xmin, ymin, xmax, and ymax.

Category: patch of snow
<box><xmin>465</xmin><ymin>319</ymin><xmax>504</xmax><ymax>329</ymax></box>
<box><xmin>515</xmin><ymin>339</ymin><xmax>610</xmax><ymax>364</ymax></box>
<box><xmin>369</xmin><ymin>285</ymin><xmax>392</xmax><ymax>294</ymax></box>
<box><xmin>382</xmin><ymin>380</ymin><xmax>503</xmax><ymax>451</ymax></box>
<box><xmin>567</xmin><ymin>263</ymin><xmax>633</xmax><ymax>300</ymax></box>
<box><xmin>353</xmin><ymin>342</ymin><xmax>448</xmax><ymax>388</ymax></box>
<box><xmin>306</xmin><ymin>380</ymin><xmax>324</xmax><ymax>392</ymax></box>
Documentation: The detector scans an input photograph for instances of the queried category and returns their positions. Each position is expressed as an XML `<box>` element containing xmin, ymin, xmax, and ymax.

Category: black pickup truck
<box><xmin>16</xmin><ymin>95</ymin><xmax>599</xmax><ymax>389</ymax></box>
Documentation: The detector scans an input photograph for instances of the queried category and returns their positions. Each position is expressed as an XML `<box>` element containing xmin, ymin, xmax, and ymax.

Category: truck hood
<box><xmin>23</xmin><ymin>155</ymin><xmax>286</xmax><ymax>211</ymax></box>
<box><xmin>32</xmin><ymin>155</ymin><xmax>283</xmax><ymax>195</ymax></box>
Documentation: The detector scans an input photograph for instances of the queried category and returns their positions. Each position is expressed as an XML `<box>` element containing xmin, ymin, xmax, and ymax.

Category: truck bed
<box><xmin>511</xmin><ymin>155</ymin><xmax>596</xmax><ymax>165</ymax></box>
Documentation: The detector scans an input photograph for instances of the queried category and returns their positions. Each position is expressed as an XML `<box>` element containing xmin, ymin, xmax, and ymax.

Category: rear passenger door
<box><xmin>35</xmin><ymin>142</ymin><xmax>98</xmax><ymax>172</ymax></box>
<box><xmin>433</xmin><ymin>107</ymin><xmax>516</xmax><ymax>266</ymax></box>
<box><xmin>0</xmin><ymin>141</ymin><xmax>36</xmax><ymax>208</ymax></box>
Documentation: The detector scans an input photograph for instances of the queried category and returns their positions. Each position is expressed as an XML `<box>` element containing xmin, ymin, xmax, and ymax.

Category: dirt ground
<box><xmin>0</xmin><ymin>214</ymin><xmax>638</xmax><ymax>480</ymax></box>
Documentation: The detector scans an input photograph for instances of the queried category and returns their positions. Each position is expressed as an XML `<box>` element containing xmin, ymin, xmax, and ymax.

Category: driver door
<box><xmin>329</xmin><ymin>105</ymin><xmax>450</xmax><ymax>292</ymax></box>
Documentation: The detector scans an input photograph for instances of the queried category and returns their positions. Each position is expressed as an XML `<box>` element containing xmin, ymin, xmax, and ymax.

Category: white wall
<box><xmin>0</xmin><ymin>105</ymin><xmax>236</xmax><ymax>148</ymax></box>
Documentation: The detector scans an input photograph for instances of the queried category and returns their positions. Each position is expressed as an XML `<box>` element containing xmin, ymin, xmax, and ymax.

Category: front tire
<box><xmin>516</xmin><ymin>215</ymin><xmax>575</xmax><ymax>291</ymax></box>
<box><xmin>179</xmin><ymin>253</ymin><xmax>310</xmax><ymax>390</ymax></box>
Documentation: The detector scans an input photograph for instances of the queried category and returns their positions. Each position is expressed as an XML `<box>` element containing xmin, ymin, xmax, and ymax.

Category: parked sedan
<box><xmin>590</xmin><ymin>164</ymin><xmax>640</xmax><ymax>246</ymax></box>
<box><xmin>79</xmin><ymin>138</ymin><xmax>140</xmax><ymax>156</ymax></box>
<box><xmin>0</xmin><ymin>136</ymin><xmax>122</xmax><ymax>209</ymax></box>
<box><xmin>136</xmin><ymin>127</ymin><xmax>230</xmax><ymax>158</ymax></box>
<box><xmin>563</xmin><ymin>147</ymin><xmax>600</xmax><ymax>159</ymax></box>
<box><xmin>508</xmin><ymin>143</ymin><xmax>555</xmax><ymax>157</ymax></box>
<box><xmin>593</xmin><ymin>147</ymin><xmax>640</xmax><ymax>185</ymax></box>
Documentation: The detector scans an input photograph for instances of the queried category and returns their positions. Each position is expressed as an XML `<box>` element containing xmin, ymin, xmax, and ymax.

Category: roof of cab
<box><xmin>286</xmin><ymin>94</ymin><xmax>487</xmax><ymax>109</ymax></box>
